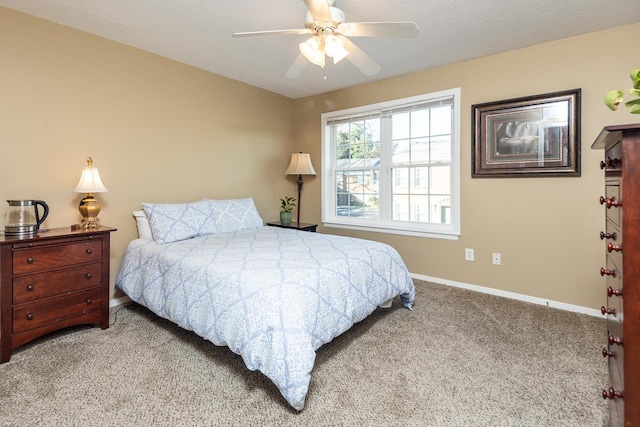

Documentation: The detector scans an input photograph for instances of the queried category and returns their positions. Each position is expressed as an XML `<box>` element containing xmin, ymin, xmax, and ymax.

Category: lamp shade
<box><xmin>74</xmin><ymin>158</ymin><xmax>108</xmax><ymax>193</ymax></box>
<box><xmin>285</xmin><ymin>153</ymin><xmax>316</xmax><ymax>176</ymax></box>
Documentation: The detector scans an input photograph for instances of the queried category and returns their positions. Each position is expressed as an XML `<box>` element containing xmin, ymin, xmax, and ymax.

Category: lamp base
<box><xmin>78</xmin><ymin>193</ymin><xmax>102</xmax><ymax>229</ymax></box>
<box><xmin>80</xmin><ymin>217</ymin><xmax>101</xmax><ymax>229</ymax></box>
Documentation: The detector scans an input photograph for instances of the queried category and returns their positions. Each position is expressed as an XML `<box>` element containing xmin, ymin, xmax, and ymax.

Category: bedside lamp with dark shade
<box><xmin>285</xmin><ymin>152</ymin><xmax>316</xmax><ymax>225</ymax></box>
<box><xmin>74</xmin><ymin>157</ymin><xmax>108</xmax><ymax>229</ymax></box>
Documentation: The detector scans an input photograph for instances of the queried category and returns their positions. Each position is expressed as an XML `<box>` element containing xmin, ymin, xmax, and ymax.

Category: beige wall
<box><xmin>0</xmin><ymin>7</ymin><xmax>296</xmax><ymax>299</ymax></box>
<box><xmin>2</xmin><ymin>5</ymin><xmax>639</xmax><ymax>310</ymax></box>
<box><xmin>294</xmin><ymin>22</ymin><xmax>640</xmax><ymax>310</ymax></box>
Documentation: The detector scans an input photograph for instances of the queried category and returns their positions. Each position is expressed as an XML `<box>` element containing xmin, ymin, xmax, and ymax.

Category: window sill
<box><xmin>322</xmin><ymin>221</ymin><xmax>460</xmax><ymax>240</ymax></box>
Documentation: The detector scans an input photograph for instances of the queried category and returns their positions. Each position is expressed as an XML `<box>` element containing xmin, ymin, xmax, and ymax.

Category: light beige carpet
<box><xmin>0</xmin><ymin>280</ymin><xmax>608</xmax><ymax>426</ymax></box>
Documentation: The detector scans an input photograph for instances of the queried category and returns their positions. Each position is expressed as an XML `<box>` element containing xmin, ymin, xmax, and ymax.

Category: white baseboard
<box><xmin>109</xmin><ymin>295</ymin><xmax>131</xmax><ymax>308</ymax></box>
<box><xmin>411</xmin><ymin>273</ymin><xmax>602</xmax><ymax>318</ymax></box>
<box><xmin>109</xmin><ymin>275</ymin><xmax>601</xmax><ymax>317</ymax></box>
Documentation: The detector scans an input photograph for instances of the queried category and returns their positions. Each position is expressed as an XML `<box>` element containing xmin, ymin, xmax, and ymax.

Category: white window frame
<box><xmin>321</xmin><ymin>88</ymin><xmax>461</xmax><ymax>240</ymax></box>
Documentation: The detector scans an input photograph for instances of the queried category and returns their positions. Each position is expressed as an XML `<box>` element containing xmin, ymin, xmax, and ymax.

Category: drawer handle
<box><xmin>86</xmin><ymin>248</ymin><xmax>93</xmax><ymax>255</ymax></box>
<box><xmin>600</xmin><ymin>267</ymin><xmax>616</xmax><ymax>277</ymax></box>
<box><xmin>602</xmin><ymin>388</ymin><xmax>623</xmax><ymax>400</ymax></box>
<box><xmin>602</xmin><ymin>348</ymin><xmax>615</xmax><ymax>358</ymax></box>
<box><xmin>599</xmin><ymin>196</ymin><xmax>622</xmax><ymax>208</ymax></box>
<box><xmin>85</xmin><ymin>273</ymin><xmax>93</xmax><ymax>279</ymax></box>
<box><xmin>86</xmin><ymin>298</ymin><xmax>92</xmax><ymax>305</ymax></box>
<box><xmin>608</xmin><ymin>335</ymin><xmax>623</xmax><ymax>346</ymax></box>
<box><xmin>27</xmin><ymin>257</ymin><xmax>34</xmax><ymax>264</ymax></box>
<box><xmin>607</xmin><ymin>243</ymin><xmax>622</xmax><ymax>253</ymax></box>
<box><xmin>601</xmin><ymin>306</ymin><xmax>616</xmax><ymax>316</ymax></box>
<box><xmin>600</xmin><ymin>157</ymin><xmax>621</xmax><ymax>169</ymax></box>
<box><xmin>26</xmin><ymin>285</ymin><xmax>34</xmax><ymax>292</ymax></box>
<box><xmin>599</xmin><ymin>231</ymin><xmax>616</xmax><ymax>241</ymax></box>
<box><xmin>26</xmin><ymin>313</ymin><xmax>34</xmax><ymax>321</ymax></box>
<box><xmin>607</xmin><ymin>286</ymin><xmax>623</xmax><ymax>297</ymax></box>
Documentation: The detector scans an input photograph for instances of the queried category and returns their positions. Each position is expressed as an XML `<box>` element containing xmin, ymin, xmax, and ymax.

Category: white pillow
<box><xmin>132</xmin><ymin>210</ymin><xmax>153</xmax><ymax>239</ymax></box>
<box><xmin>141</xmin><ymin>199</ymin><xmax>218</xmax><ymax>244</ymax></box>
<box><xmin>206</xmin><ymin>198</ymin><xmax>264</xmax><ymax>233</ymax></box>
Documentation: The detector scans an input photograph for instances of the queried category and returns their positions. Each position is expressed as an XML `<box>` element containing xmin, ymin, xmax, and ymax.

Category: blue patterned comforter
<box><xmin>116</xmin><ymin>226</ymin><xmax>415</xmax><ymax>410</ymax></box>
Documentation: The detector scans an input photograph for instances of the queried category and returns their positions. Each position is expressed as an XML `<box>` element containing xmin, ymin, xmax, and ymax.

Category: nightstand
<box><xmin>0</xmin><ymin>225</ymin><xmax>116</xmax><ymax>363</ymax></box>
<box><xmin>266</xmin><ymin>221</ymin><xmax>318</xmax><ymax>232</ymax></box>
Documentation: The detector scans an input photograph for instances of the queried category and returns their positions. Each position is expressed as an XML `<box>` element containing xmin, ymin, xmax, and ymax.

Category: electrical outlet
<box><xmin>465</xmin><ymin>248</ymin><xmax>474</xmax><ymax>261</ymax></box>
<box><xmin>492</xmin><ymin>253</ymin><xmax>501</xmax><ymax>265</ymax></box>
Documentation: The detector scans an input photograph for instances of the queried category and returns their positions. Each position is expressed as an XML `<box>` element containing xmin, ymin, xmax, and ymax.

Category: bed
<box><xmin>115</xmin><ymin>198</ymin><xmax>415</xmax><ymax>410</ymax></box>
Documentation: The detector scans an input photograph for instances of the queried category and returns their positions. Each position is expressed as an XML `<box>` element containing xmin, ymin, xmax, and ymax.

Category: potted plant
<box><xmin>604</xmin><ymin>69</ymin><xmax>640</xmax><ymax>114</ymax></box>
<box><xmin>279</xmin><ymin>196</ymin><xmax>296</xmax><ymax>225</ymax></box>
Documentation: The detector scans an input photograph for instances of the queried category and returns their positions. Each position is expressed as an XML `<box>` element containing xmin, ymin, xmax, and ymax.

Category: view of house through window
<box><xmin>322</xmin><ymin>88</ymin><xmax>460</xmax><ymax>238</ymax></box>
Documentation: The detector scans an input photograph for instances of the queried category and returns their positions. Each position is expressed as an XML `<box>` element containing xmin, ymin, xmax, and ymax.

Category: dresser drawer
<box><xmin>605</xmin><ymin>183</ymin><xmax>621</xmax><ymax>229</ymax></box>
<box><xmin>12</xmin><ymin>263</ymin><xmax>102</xmax><ymax>304</ymax></box>
<box><xmin>12</xmin><ymin>288</ymin><xmax>102</xmax><ymax>334</ymax></box>
<box><xmin>12</xmin><ymin>240</ymin><xmax>102</xmax><ymax>275</ymax></box>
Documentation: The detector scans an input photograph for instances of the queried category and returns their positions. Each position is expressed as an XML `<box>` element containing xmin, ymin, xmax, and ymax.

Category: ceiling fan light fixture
<box><xmin>323</xmin><ymin>34</ymin><xmax>342</xmax><ymax>57</ymax></box>
<box><xmin>300</xmin><ymin>37</ymin><xmax>320</xmax><ymax>58</ymax></box>
<box><xmin>331</xmin><ymin>46</ymin><xmax>349</xmax><ymax>64</ymax></box>
<box><xmin>299</xmin><ymin>36</ymin><xmax>325</xmax><ymax>67</ymax></box>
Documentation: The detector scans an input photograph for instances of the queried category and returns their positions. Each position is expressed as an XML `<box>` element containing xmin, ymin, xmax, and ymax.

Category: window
<box><xmin>321</xmin><ymin>88</ymin><xmax>460</xmax><ymax>239</ymax></box>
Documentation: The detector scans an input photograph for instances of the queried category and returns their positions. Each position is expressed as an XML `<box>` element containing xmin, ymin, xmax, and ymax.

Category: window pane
<box><xmin>411</xmin><ymin>167</ymin><xmax>429</xmax><ymax>194</ymax></box>
<box><xmin>392</xmin><ymin>168</ymin><xmax>409</xmax><ymax>193</ymax></box>
<box><xmin>430</xmin><ymin>135</ymin><xmax>451</xmax><ymax>163</ymax></box>
<box><xmin>411</xmin><ymin>195</ymin><xmax>429</xmax><ymax>222</ymax></box>
<box><xmin>411</xmin><ymin>109</ymin><xmax>429</xmax><ymax>137</ymax></box>
<box><xmin>431</xmin><ymin>106</ymin><xmax>452</xmax><ymax>135</ymax></box>
<box><xmin>335</xmin><ymin>170</ymin><xmax>379</xmax><ymax>218</ymax></box>
<box><xmin>431</xmin><ymin>196</ymin><xmax>451</xmax><ymax>224</ymax></box>
<box><xmin>392</xmin><ymin>112</ymin><xmax>410</xmax><ymax>140</ymax></box>
<box><xmin>430</xmin><ymin>166</ymin><xmax>450</xmax><ymax>194</ymax></box>
<box><xmin>410</xmin><ymin>138</ymin><xmax>429</xmax><ymax>163</ymax></box>
<box><xmin>392</xmin><ymin>140</ymin><xmax>410</xmax><ymax>164</ymax></box>
<box><xmin>392</xmin><ymin>195</ymin><xmax>409</xmax><ymax>221</ymax></box>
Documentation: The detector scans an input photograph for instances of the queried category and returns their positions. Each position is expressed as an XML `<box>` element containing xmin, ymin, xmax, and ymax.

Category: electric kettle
<box><xmin>5</xmin><ymin>200</ymin><xmax>49</xmax><ymax>237</ymax></box>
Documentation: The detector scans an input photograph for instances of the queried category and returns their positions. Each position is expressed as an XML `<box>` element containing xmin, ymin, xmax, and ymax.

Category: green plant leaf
<box><xmin>626</xmin><ymin>98</ymin><xmax>640</xmax><ymax>114</ymax></box>
<box><xmin>605</xmin><ymin>90</ymin><xmax>624</xmax><ymax>111</ymax></box>
<box><xmin>631</xmin><ymin>69</ymin><xmax>640</xmax><ymax>89</ymax></box>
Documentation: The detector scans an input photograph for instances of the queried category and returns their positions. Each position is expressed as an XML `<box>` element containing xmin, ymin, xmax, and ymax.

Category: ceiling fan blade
<box><xmin>232</xmin><ymin>29</ymin><xmax>313</xmax><ymax>37</ymax></box>
<box><xmin>337</xmin><ymin>22</ymin><xmax>420</xmax><ymax>38</ymax></box>
<box><xmin>303</xmin><ymin>0</ymin><xmax>331</xmax><ymax>22</ymax></box>
<box><xmin>339</xmin><ymin>36</ymin><xmax>381</xmax><ymax>76</ymax></box>
<box><xmin>286</xmin><ymin>54</ymin><xmax>309</xmax><ymax>79</ymax></box>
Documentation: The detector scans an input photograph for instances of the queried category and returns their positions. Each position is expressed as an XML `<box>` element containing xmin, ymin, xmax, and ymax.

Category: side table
<box><xmin>266</xmin><ymin>221</ymin><xmax>317</xmax><ymax>232</ymax></box>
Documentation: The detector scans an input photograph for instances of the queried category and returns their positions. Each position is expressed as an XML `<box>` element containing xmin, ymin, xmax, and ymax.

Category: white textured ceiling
<box><xmin>2</xmin><ymin>0</ymin><xmax>639</xmax><ymax>99</ymax></box>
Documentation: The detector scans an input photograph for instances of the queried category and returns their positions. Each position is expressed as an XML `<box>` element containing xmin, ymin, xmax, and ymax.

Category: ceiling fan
<box><xmin>231</xmin><ymin>0</ymin><xmax>419</xmax><ymax>78</ymax></box>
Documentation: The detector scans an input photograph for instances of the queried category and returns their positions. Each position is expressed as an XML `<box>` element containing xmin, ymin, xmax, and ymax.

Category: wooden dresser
<box><xmin>0</xmin><ymin>225</ymin><xmax>116</xmax><ymax>363</ymax></box>
<box><xmin>593</xmin><ymin>124</ymin><xmax>640</xmax><ymax>426</ymax></box>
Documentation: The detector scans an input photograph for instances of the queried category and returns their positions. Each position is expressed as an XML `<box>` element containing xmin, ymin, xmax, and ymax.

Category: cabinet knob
<box><xmin>607</xmin><ymin>286</ymin><xmax>623</xmax><ymax>297</ymax></box>
<box><xmin>602</xmin><ymin>347</ymin><xmax>615</xmax><ymax>358</ymax></box>
<box><xmin>601</xmin><ymin>157</ymin><xmax>622</xmax><ymax>169</ymax></box>
<box><xmin>599</xmin><ymin>196</ymin><xmax>622</xmax><ymax>208</ymax></box>
<box><xmin>600</xmin><ymin>267</ymin><xmax>616</xmax><ymax>277</ymax></box>
<box><xmin>26</xmin><ymin>285</ymin><xmax>34</xmax><ymax>292</ymax></box>
<box><xmin>600</xmin><ymin>231</ymin><xmax>617</xmax><ymax>240</ymax></box>
<box><xmin>601</xmin><ymin>306</ymin><xmax>616</xmax><ymax>316</ymax></box>
<box><xmin>608</xmin><ymin>335</ymin><xmax>623</xmax><ymax>346</ymax></box>
<box><xmin>86</xmin><ymin>298</ymin><xmax>92</xmax><ymax>305</ymax></box>
<box><xmin>26</xmin><ymin>313</ymin><xmax>34</xmax><ymax>321</ymax></box>
<box><xmin>86</xmin><ymin>248</ymin><xmax>93</xmax><ymax>255</ymax></box>
<box><xmin>85</xmin><ymin>273</ymin><xmax>92</xmax><ymax>279</ymax></box>
<box><xmin>607</xmin><ymin>243</ymin><xmax>623</xmax><ymax>253</ymax></box>
<box><xmin>602</xmin><ymin>388</ymin><xmax>623</xmax><ymax>399</ymax></box>
<box><xmin>27</xmin><ymin>257</ymin><xmax>34</xmax><ymax>264</ymax></box>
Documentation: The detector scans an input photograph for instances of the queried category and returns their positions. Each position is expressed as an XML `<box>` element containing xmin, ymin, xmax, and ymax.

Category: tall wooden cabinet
<box><xmin>593</xmin><ymin>124</ymin><xmax>640</xmax><ymax>426</ymax></box>
<box><xmin>0</xmin><ymin>226</ymin><xmax>116</xmax><ymax>363</ymax></box>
